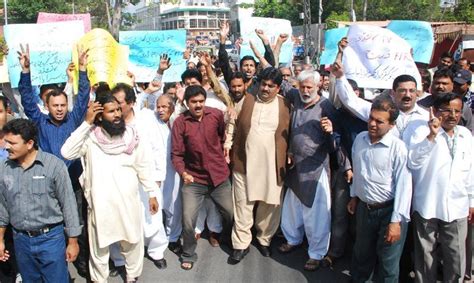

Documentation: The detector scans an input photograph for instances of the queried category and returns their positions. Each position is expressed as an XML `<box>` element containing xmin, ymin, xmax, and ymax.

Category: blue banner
<box><xmin>319</xmin><ymin>27</ymin><xmax>349</xmax><ymax>66</ymax></box>
<box><xmin>387</xmin><ymin>20</ymin><xmax>434</xmax><ymax>64</ymax></box>
<box><xmin>119</xmin><ymin>30</ymin><xmax>186</xmax><ymax>83</ymax></box>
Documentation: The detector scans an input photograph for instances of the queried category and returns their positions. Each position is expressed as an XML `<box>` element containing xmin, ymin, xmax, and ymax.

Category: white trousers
<box><xmin>195</xmin><ymin>197</ymin><xmax>223</xmax><ymax>234</ymax></box>
<box><xmin>89</xmin><ymin>218</ymin><xmax>144</xmax><ymax>282</ymax></box>
<box><xmin>111</xmin><ymin>189</ymin><xmax>168</xmax><ymax>265</ymax></box>
<box><xmin>281</xmin><ymin>169</ymin><xmax>331</xmax><ymax>260</ymax></box>
<box><xmin>163</xmin><ymin>200</ymin><xmax>182</xmax><ymax>242</ymax></box>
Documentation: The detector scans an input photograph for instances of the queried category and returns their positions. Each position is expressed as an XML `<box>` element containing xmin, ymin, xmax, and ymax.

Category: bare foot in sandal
<box><xmin>304</xmin><ymin>259</ymin><xmax>321</xmax><ymax>272</ymax></box>
<box><xmin>181</xmin><ymin>262</ymin><xmax>193</xmax><ymax>270</ymax></box>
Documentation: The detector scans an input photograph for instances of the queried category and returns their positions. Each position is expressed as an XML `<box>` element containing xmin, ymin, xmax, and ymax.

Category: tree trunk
<box><xmin>363</xmin><ymin>0</ymin><xmax>367</xmax><ymax>21</ymax></box>
<box><xmin>111</xmin><ymin>0</ymin><xmax>122</xmax><ymax>40</ymax></box>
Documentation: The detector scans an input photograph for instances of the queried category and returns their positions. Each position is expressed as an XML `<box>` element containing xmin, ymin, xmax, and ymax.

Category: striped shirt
<box><xmin>0</xmin><ymin>150</ymin><xmax>81</xmax><ymax>237</ymax></box>
<box><xmin>18</xmin><ymin>71</ymin><xmax>90</xmax><ymax>168</ymax></box>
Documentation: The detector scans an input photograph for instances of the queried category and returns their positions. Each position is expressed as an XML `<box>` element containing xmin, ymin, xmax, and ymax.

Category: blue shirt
<box><xmin>18</xmin><ymin>71</ymin><xmax>90</xmax><ymax>168</ymax></box>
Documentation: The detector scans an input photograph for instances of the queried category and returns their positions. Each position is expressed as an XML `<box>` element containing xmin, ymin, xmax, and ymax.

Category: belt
<box><xmin>14</xmin><ymin>222</ymin><xmax>62</xmax><ymax>237</ymax></box>
<box><xmin>361</xmin><ymin>199</ymin><xmax>394</xmax><ymax>211</ymax></box>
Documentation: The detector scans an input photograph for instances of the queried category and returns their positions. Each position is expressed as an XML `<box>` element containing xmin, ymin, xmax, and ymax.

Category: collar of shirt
<box><xmin>183</xmin><ymin>107</ymin><xmax>213</xmax><ymax>121</ymax></box>
<box><xmin>362</xmin><ymin>132</ymin><xmax>394</xmax><ymax>147</ymax></box>
<box><xmin>6</xmin><ymin>149</ymin><xmax>46</xmax><ymax>170</ymax></box>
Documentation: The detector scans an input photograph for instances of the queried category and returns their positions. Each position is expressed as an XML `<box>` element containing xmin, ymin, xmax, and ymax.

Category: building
<box><xmin>133</xmin><ymin>0</ymin><xmax>236</xmax><ymax>46</ymax></box>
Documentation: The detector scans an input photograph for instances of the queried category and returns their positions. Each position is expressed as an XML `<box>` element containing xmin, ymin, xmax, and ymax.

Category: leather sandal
<box><xmin>304</xmin><ymin>259</ymin><xmax>321</xmax><ymax>272</ymax></box>
<box><xmin>180</xmin><ymin>261</ymin><xmax>193</xmax><ymax>271</ymax></box>
<box><xmin>277</xmin><ymin>242</ymin><xmax>299</xmax><ymax>254</ymax></box>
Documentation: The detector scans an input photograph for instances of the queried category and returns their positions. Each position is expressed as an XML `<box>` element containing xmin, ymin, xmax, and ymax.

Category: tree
<box><xmin>5</xmin><ymin>0</ymin><xmax>140</xmax><ymax>38</ymax></box>
<box><xmin>252</xmin><ymin>0</ymin><xmax>304</xmax><ymax>25</ymax></box>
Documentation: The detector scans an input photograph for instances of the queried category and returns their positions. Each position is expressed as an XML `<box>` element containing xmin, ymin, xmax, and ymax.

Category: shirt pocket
<box><xmin>31</xmin><ymin>176</ymin><xmax>51</xmax><ymax>197</ymax></box>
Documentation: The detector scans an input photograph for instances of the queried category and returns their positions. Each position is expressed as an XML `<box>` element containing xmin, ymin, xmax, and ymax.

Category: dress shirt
<box><xmin>351</xmin><ymin>132</ymin><xmax>412</xmax><ymax>222</ymax></box>
<box><xmin>335</xmin><ymin>76</ymin><xmax>429</xmax><ymax>141</ymax></box>
<box><xmin>18</xmin><ymin>71</ymin><xmax>90</xmax><ymax>167</ymax></box>
<box><xmin>406</xmin><ymin>124</ymin><xmax>473</xmax><ymax>222</ymax></box>
<box><xmin>171</xmin><ymin>106</ymin><xmax>229</xmax><ymax>186</ymax></box>
<box><xmin>0</xmin><ymin>150</ymin><xmax>81</xmax><ymax>237</ymax></box>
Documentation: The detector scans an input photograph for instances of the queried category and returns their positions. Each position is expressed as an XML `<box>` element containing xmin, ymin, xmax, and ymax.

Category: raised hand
<box><xmin>331</xmin><ymin>61</ymin><xmax>344</xmax><ymax>79</ymax></box>
<box><xmin>199</xmin><ymin>52</ymin><xmax>212</xmax><ymax>67</ymax></box>
<box><xmin>220</xmin><ymin>20</ymin><xmax>230</xmax><ymax>43</ymax></box>
<box><xmin>66</xmin><ymin>63</ymin><xmax>75</xmax><ymax>83</ymax></box>
<box><xmin>158</xmin><ymin>53</ymin><xmax>171</xmax><ymax>74</ymax></box>
<box><xmin>255</xmin><ymin>29</ymin><xmax>269</xmax><ymax>45</ymax></box>
<box><xmin>338</xmin><ymin>37</ymin><xmax>348</xmax><ymax>53</ymax></box>
<box><xmin>127</xmin><ymin>71</ymin><xmax>136</xmax><ymax>87</ymax></box>
<box><xmin>277</xmin><ymin>33</ymin><xmax>289</xmax><ymax>44</ymax></box>
<box><xmin>85</xmin><ymin>101</ymin><xmax>104</xmax><ymax>125</ymax></box>
<box><xmin>17</xmin><ymin>44</ymin><xmax>30</xmax><ymax>73</ymax></box>
<box><xmin>77</xmin><ymin>46</ymin><xmax>89</xmax><ymax>72</ymax></box>
<box><xmin>427</xmin><ymin>107</ymin><xmax>442</xmax><ymax>141</ymax></box>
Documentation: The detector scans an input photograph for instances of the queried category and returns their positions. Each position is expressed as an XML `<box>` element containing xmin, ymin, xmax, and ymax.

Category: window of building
<box><xmin>208</xmin><ymin>19</ymin><xmax>217</xmax><ymax>28</ymax></box>
<box><xmin>190</xmin><ymin>19</ymin><xmax>197</xmax><ymax>28</ymax></box>
<box><xmin>189</xmin><ymin>11</ymin><xmax>197</xmax><ymax>15</ymax></box>
<box><xmin>178</xmin><ymin>20</ymin><xmax>185</xmax><ymax>29</ymax></box>
<box><xmin>198</xmin><ymin>19</ymin><xmax>207</xmax><ymax>28</ymax></box>
<box><xmin>198</xmin><ymin>11</ymin><xmax>207</xmax><ymax>16</ymax></box>
<box><xmin>178</xmin><ymin>11</ymin><xmax>184</xmax><ymax>16</ymax></box>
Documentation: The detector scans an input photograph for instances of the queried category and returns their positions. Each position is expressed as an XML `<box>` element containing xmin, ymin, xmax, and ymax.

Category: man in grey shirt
<box><xmin>0</xmin><ymin>119</ymin><xmax>81</xmax><ymax>282</ymax></box>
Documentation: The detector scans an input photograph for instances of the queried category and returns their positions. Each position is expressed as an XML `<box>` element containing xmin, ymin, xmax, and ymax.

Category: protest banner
<box><xmin>0</xmin><ymin>58</ymin><xmax>9</xmax><ymax>83</ymax></box>
<box><xmin>239</xmin><ymin>17</ymin><xmax>293</xmax><ymax>64</ymax></box>
<box><xmin>37</xmin><ymin>12</ymin><xmax>92</xmax><ymax>32</ymax></box>
<box><xmin>387</xmin><ymin>20</ymin><xmax>434</xmax><ymax>64</ymax></box>
<box><xmin>119</xmin><ymin>30</ymin><xmax>186</xmax><ymax>83</ymax></box>
<box><xmin>73</xmin><ymin>28</ymin><xmax>130</xmax><ymax>92</ymax></box>
<box><xmin>4</xmin><ymin>21</ymin><xmax>84</xmax><ymax>88</ymax></box>
<box><xmin>342</xmin><ymin>25</ymin><xmax>422</xmax><ymax>89</ymax></box>
<box><xmin>319</xmin><ymin>27</ymin><xmax>349</xmax><ymax>65</ymax></box>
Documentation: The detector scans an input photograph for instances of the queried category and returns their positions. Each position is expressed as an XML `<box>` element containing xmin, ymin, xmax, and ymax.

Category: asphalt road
<box><xmin>66</xmin><ymin>234</ymin><xmax>352</xmax><ymax>283</ymax></box>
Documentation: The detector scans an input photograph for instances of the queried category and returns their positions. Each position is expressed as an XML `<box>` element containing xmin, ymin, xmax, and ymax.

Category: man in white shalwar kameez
<box><xmin>61</xmin><ymin>94</ymin><xmax>159</xmax><ymax>282</ymax></box>
<box><xmin>109</xmin><ymin>83</ymin><xmax>169</xmax><ymax>269</ymax></box>
<box><xmin>154</xmin><ymin>95</ymin><xmax>183</xmax><ymax>252</ymax></box>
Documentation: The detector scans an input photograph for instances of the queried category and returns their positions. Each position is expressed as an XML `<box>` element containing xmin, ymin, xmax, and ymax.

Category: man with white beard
<box><xmin>278</xmin><ymin>70</ymin><xmax>340</xmax><ymax>271</ymax></box>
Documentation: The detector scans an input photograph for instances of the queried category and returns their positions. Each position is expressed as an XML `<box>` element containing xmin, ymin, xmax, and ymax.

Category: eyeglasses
<box><xmin>438</xmin><ymin>108</ymin><xmax>462</xmax><ymax>115</ymax></box>
<box><xmin>395</xmin><ymin>88</ymin><xmax>417</xmax><ymax>94</ymax></box>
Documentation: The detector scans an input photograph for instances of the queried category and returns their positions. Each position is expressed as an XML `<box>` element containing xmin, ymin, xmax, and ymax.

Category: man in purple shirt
<box><xmin>171</xmin><ymin>85</ymin><xmax>233</xmax><ymax>270</ymax></box>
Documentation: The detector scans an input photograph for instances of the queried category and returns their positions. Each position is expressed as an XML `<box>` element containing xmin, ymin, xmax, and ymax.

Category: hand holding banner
<box><xmin>342</xmin><ymin>25</ymin><xmax>421</xmax><ymax>89</ymax></box>
<box><xmin>4</xmin><ymin>21</ymin><xmax>84</xmax><ymax>87</ymax></box>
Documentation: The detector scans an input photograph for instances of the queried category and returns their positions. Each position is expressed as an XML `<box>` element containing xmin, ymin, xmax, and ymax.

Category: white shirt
<box><xmin>335</xmin><ymin>76</ymin><xmax>429</xmax><ymax>140</ymax></box>
<box><xmin>351</xmin><ymin>132</ymin><xmax>412</xmax><ymax>222</ymax></box>
<box><xmin>406</xmin><ymin>124</ymin><xmax>474</xmax><ymax>222</ymax></box>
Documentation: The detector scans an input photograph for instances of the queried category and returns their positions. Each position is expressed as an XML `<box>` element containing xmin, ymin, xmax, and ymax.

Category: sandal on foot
<box><xmin>304</xmin><ymin>259</ymin><xmax>321</xmax><ymax>272</ymax></box>
<box><xmin>277</xmin><ymin>243</ymin><xmax>299</xmax><ymax>254</ymax></box>
<box><xmin>181</xmin><ymin>261</ymin><xmax>193</xmax><ymax>270</ymax></box>
<box><xmin>321</xmin><ymin>255</ymin><xmax>334</xmax><ymax>268</ymax></box>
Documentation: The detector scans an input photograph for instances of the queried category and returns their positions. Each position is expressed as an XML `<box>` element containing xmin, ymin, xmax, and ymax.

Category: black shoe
<box><xmin>168</xmin><ymin>241</ymin><xmax>182</xmax><ymax>254</ymax></box>
<box><xmin>109</xmin><ymin>265</ymin><xmax>125</xmax><ymax>277</ymax></box>
<box><xmin>256</xmin><ymin>243</ymin><xmax>272</xmax><ymax>257</ymax></box>
<box><xmin>153</xmin><ymin>258</ymin><xmax>167</xmax><ymax>270</ymax></box>
<box><xmin>228</xmin><ymin>248</ymin><xmax>250</xmax><ymax>264</ymax></box>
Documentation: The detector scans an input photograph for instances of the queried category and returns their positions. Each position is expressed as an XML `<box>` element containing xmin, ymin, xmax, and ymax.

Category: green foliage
<box><xmin>325</xmin><ymin>11</ymin><xmax>350</xmax><ymax>29</ymax></box>
<box><xmin>253</xmin><ymin>0</ymin><xmax>303</xmax><ymax>25</ymax></box>
<box><xmin>5</xmin><ymin>0</ymin><xmax>141</xmax><ymax>30</ymax></box>
<box><xmin>7</xmin><ymin>0</ymin><xmax>71</xmax><ymax>23</ymax></box>
<box><xmin>253</xmin><ymin>0</ymin><xmax>474</xmax><ymax>29</ymax></box>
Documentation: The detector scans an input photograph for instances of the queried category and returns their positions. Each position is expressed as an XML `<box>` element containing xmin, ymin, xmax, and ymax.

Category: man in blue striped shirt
<box><xmin>17</xmin><ymin>44</ymin><xmax>91</xmax><ymax>278</ymax></box>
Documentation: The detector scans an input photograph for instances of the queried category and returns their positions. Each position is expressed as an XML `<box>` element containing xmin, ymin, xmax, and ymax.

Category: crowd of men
<box><xmin>0</xmin><ymin>21</ymin><xmax>473</xmax><ymax>283</ymax></box>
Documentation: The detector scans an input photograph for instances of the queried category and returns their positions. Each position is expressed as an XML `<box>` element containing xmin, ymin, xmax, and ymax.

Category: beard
<box><xmin>101</xmin><ymin>118</ymin><xmax>126</xmax><ymax>137</ymax></box>
<box><xmin>299</xmin><ymin>91</ymin><xmax>318</xmax><ymax>104</ymax></box>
